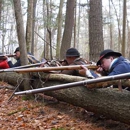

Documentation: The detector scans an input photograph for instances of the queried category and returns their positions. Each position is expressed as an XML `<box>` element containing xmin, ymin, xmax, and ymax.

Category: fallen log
<box><xmin>15</xmin><ymin>73</ymin><xmax>130</xmax><ymax>95</ymax></box>
<box><xmin>0</xmin><ymin>72</ymin><xmax>130</xmax><ymax>125</ymax></box>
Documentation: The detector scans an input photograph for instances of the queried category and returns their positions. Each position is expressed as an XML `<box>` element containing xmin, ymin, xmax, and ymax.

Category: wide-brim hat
<box><xmin>97</xmin><ymin>49</ymin><xmax>122</xmax><ymax>66</ymax></box>
<box><xmin>14</xmin><ymin>47</ymin><xmax>19</xmax><ymax>53</ymax></box>
<box><xmin>66</xmin><ymin>48</ymin><xmax>80</xmax><ymax>57</ymax></box>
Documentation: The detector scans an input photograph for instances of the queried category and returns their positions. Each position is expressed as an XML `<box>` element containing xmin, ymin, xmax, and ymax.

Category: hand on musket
<box><xmin>79</xmin><ymin>65</ymin><xmax>98</xmax><ymax>78</ymax></box>
<box><xmin>79</xmin><ymin>65</ymin><xmax>88</xmax><ymax>77</ymax></box>
<box><xmin>96</xmin><ymin>65</ymin><xmax>103</xmax><ymax>72</ymax></box>
<box><xmin>96</xmin><ymin>65</ymin><xmax>108</xmax><ymax>76</ymax></box>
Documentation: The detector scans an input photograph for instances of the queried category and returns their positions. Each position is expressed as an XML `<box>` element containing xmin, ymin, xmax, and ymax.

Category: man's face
<box><xmin>100</xmin><ymin>56</ymin><xmax>113</xmax><ymax>71</ymax></box>
<box><xmin>66</xmin><ymin>56</ymin><xmax>76</xmax><ymax>65</ymax></box>
<box><xmin>15</xmin><ymin>51</ymin><xmax>20</xmax><ymax>59</ymax></box>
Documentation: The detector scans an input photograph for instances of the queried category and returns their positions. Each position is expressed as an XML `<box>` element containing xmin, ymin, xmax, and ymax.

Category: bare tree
<box><xmin>13</xmin><ymin>0</ymin><xmax>28</xmax><ymax>65</ymax></box>
<box><xmin>122</xmin><ymin>0</ymin><xmax>127</xmax><ymax>56</ymax></box>
<box><xmin>13</xmin><ymin>0</ymin><xmax>30</xmax><ymax>90</ymax></box>
<box><xmin>60</xmin><ymin>0</ymin><xmax>75</xmax><ymax>59</ymax></box>
<box><xmin>111</xmin><ymin>0</ymin><xmax>122</xmax><ymax>51</ymax></box>
<box><xmin>31</xmin><ymin>0</ymin><xmax>37</xmax><ymax>55</ymax></box>
<box><xmin>56</xmin><ymin>0</ymin><xmax>64</xmax><ymax>59</ymax></box>
<box><xmin>73</xmin><ymin>0</ymin><xmax>76</xmax><ymax>47</ymax></box>
<box><xmin>0</xmin><ymin>0</ymin><xmax>2</xmax><ymax>23</ymax></box>
<box><xmin>109</xmin><ymin>0</ymin><xmax>113</xmax><ymax>49</ymax></box>
<box><xmin>89</xmin><ymin>0</ymin><xmax>104</xmax><ymax>62</ymax></box>
<box><xmin>26</xmin><ymin>0</ymin><xmax>33</xmax><ymax>52</ymax></box>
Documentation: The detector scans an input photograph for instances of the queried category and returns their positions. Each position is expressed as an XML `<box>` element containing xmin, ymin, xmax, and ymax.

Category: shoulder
<box><xmin>109</xmin><ymin>59</ymin><xmax>130</xmax><ymax>75</ymax></box>
<box><xmin>74</xmin><ymin>58</ymin><xmax>87</xmax><ymax>65</ymax></box>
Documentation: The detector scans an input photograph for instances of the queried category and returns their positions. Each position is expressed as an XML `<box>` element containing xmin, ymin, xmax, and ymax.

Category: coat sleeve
<box><xmin>8</xmin><ymin>60</ymin><xmax>21</xmax><ymax>68</ymax></box>
<box><xmin>0</xmin><ymin>60</ymin><xmax>10</xmax><ymax>69</ymax></box>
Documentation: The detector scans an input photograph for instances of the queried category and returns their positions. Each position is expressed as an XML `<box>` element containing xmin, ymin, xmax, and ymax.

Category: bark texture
<box><xmin>0</xmin><ymin>72</ymin><xmax>130</xmax><ymax>125</ymax></box>
<box><xmin>89</xmin><ymin>0</ymin><xmax>104</xmax><ymax>62</ymax></box>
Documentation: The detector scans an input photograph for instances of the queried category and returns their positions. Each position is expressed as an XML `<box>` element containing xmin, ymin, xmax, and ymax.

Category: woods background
<box><xmin>0</xmin><ymin>0</ymin><xmax>129</xmax><ymax>63</ymax></box>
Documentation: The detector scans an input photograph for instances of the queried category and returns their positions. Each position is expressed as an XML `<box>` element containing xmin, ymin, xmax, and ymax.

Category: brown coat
<box><xmin>61</xmin><ymin>58</ymin><xmax>88</xmax><ymax>76</ymax></box>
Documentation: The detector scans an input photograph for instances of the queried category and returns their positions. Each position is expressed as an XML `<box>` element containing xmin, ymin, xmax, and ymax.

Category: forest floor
<box><xmin>0</xmin><ymin>81</ymin><xmax>130</xmax><ymax>130</ymax></box>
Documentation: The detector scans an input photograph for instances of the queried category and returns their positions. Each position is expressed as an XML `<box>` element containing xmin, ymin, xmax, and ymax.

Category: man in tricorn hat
<box><xmin>61</xmin><ymin>48</ymin><xmax>98</xmax><ymax>77</ymax></box>
<box><xmin>79</xmin><ymin>49</ymin><xmax>130</xmax><ymax>77</ymax></box>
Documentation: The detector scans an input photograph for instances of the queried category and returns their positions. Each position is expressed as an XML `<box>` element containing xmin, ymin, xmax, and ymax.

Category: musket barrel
<box><xmin>0</xmin><ymin>54</ymin><xmax>16</xmax><ymax>57</ymax></box>
<box><xmin>15</xmin><ymin>72</ymin><xmax>130</xmax><ymax>95</ymax></box>
<box><xmin>15</xmin><ymin>80</ymin><xmax>85</xmax><ymax>95</ymax></box>
<box><xmin>0</xmin><ymin>62</ymin><xmax>46</xmax><ymax>73</ymax></box>
<box><xmin>0</xmin><ymin>54</ymin><xmax>16</xmax><ymax>60</ymax></box>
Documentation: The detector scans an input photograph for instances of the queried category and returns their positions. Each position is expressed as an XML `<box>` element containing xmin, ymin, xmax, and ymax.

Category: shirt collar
<box><xmin>109</xmin><ymin>58</ymin><xmax>118</xmax><ymax>70</ymax></box>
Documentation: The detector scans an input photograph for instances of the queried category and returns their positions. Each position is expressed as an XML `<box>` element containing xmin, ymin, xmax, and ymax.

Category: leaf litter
<box><xmin>0</xmin><ymin>81</ymin><xmax>130</xmax><ymax>130</ymax></box>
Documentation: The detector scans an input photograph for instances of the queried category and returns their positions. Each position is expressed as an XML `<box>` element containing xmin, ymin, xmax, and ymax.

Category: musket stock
<box><xmin>14</xmin><ymin>72</ymin><xmax>130</xmax><ymax>95</ymax></box>
<box><xmin>4</xmin><ymin>64</ymin><xmax>98</xmax><ymax>73</ymax></box>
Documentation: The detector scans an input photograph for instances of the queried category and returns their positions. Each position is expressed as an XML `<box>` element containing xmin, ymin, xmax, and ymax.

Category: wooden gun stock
<box><xmin>3</xmin><ymin>64</ymin><xmax>98</xmax><ymax>73</ymax></box>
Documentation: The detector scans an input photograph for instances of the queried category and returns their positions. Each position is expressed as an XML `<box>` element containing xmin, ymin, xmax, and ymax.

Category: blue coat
<box><xmin>108</xmin><ymin>56</ymin><xmax>130</xmax><ymax>76</ymax></box>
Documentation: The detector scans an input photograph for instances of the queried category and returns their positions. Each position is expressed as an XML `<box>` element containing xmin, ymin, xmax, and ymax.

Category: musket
<box><xmin>0</xmin><ymin>54</ymin><xmax>16</xmax><ymax>57</ymax></box>
<box><xmin>14</xmin><ymin>72</ymin><xmax>130</xmax><ymax>95</ymax></box>
<box><xmin>2</xmin><ymin>64</ymin><xmax>98</xmax><ymax>73</ymax></box>
<box><xmin>0</xmin><ymin>54</ymin><xmax>16</xmax><ymax>60</ymax></box>
<box><xmin>0</xmin><ymin>61</ymin><xmax>47</xmax><ymax>73</ymax></box>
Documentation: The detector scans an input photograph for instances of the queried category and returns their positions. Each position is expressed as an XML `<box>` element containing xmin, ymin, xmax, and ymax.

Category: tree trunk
<box><xmin>13</xmin><ymin>0</ymin><xmax>30</xmax><ymax>90</ymax></box>
<box><xmin>109</xmin><ymin>0</ymin><xmax>113</xmax><ymax>49</ymax></box>
<box><xmin>0</xmin><ymin>0</ymin><xmax>2</xmax><ymax>24</ymax></box>
<box><xmin>111</xmin><ymin>0</ymin><xmax>122</xmax><ymax>51</ymax></box>
<box><xmin>26</xmin><ymin>0</ymin><xmax>33</xmax><ymax>52</ymax></box>
<box><xmin>73</xmin><ymin>0</ymin><xmax>76</xmax><ymax>48</ymax></box>
<box><xmin>56</xmin><ymin>0</ymin><xmax>64</xmax><ymax>59</ymax></box>
<box><xmin>122</xmin><ymin>0</ymin><xmax>127</xmax><ymax>56</ymax></box>
<box><xmin>60</xmin><ymin>0</ymin><xmax>75</xmax><ymax>59</ymax></box>
<box><xmin>0</xmin><ymin>72</ymin><xmax>130</xmax><ymax>125</ymax></box>
<box><xmin>13</xmin><ymin>0</ymin><xmax>28</xmax><ymax>66</ymax></box>
<box><xmin>31</xmin><ymin>0</ymin><xmax>37</xmax><ymax>55</ymax></box>
<box><xmin>89</xmin><ymin>0</ymin><xmax>104</xmax><ymax>62</ymax></box>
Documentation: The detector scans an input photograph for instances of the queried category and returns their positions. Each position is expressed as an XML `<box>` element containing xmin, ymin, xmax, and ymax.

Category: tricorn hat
<box><xmin>14</xmin><ymin>47</ymin><xmax>19</xmax><ymax>53</ymax></box>
<box><xmin>66</xmin><ymin>48</ymin><xmax>80</xmax><ymax>57</ymax></box>
<box><xmin>97</xmin><ymin>49</ymin><xmax>122</xmax><ymax>65</ymax></box>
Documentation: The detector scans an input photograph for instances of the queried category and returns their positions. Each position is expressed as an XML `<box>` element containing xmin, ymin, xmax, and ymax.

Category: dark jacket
<box><xmin>8</xmin><ymin>59</ymin><xmax>21</xmax><ymax>68</ymax></box>
<box><xmin>107</xmin><ymin>56</ymin><xmax>130</xmax><ymax>76</ymax></box>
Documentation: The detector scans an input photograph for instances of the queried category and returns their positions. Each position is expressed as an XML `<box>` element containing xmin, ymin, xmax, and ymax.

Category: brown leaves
<box><xmin>0</xmin><ymin>82</ymin><xmax>129</xmax><ymax>130</ymax></box>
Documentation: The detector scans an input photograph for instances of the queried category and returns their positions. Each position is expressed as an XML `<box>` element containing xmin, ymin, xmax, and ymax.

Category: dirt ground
<box><xmin>0</xmin><ymin>82</ymin><xmax>130</xmax><ymax>130</ymax></box>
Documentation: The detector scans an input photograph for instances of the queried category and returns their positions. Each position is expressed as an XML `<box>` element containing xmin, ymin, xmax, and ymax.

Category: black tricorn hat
<box><xmin>97</xmin><ymin>49</ymin><xmax>122</xmax><ymax>65</ymax></box>
<box><xmin>14</xmin><ymin>47</ymin><xmax>19</xmax><ymax>53</ymax></box>
<box><xmin>66</xmin><ymin>48</ymin><xmax>80</xmax><ymax>57</ymax></box>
